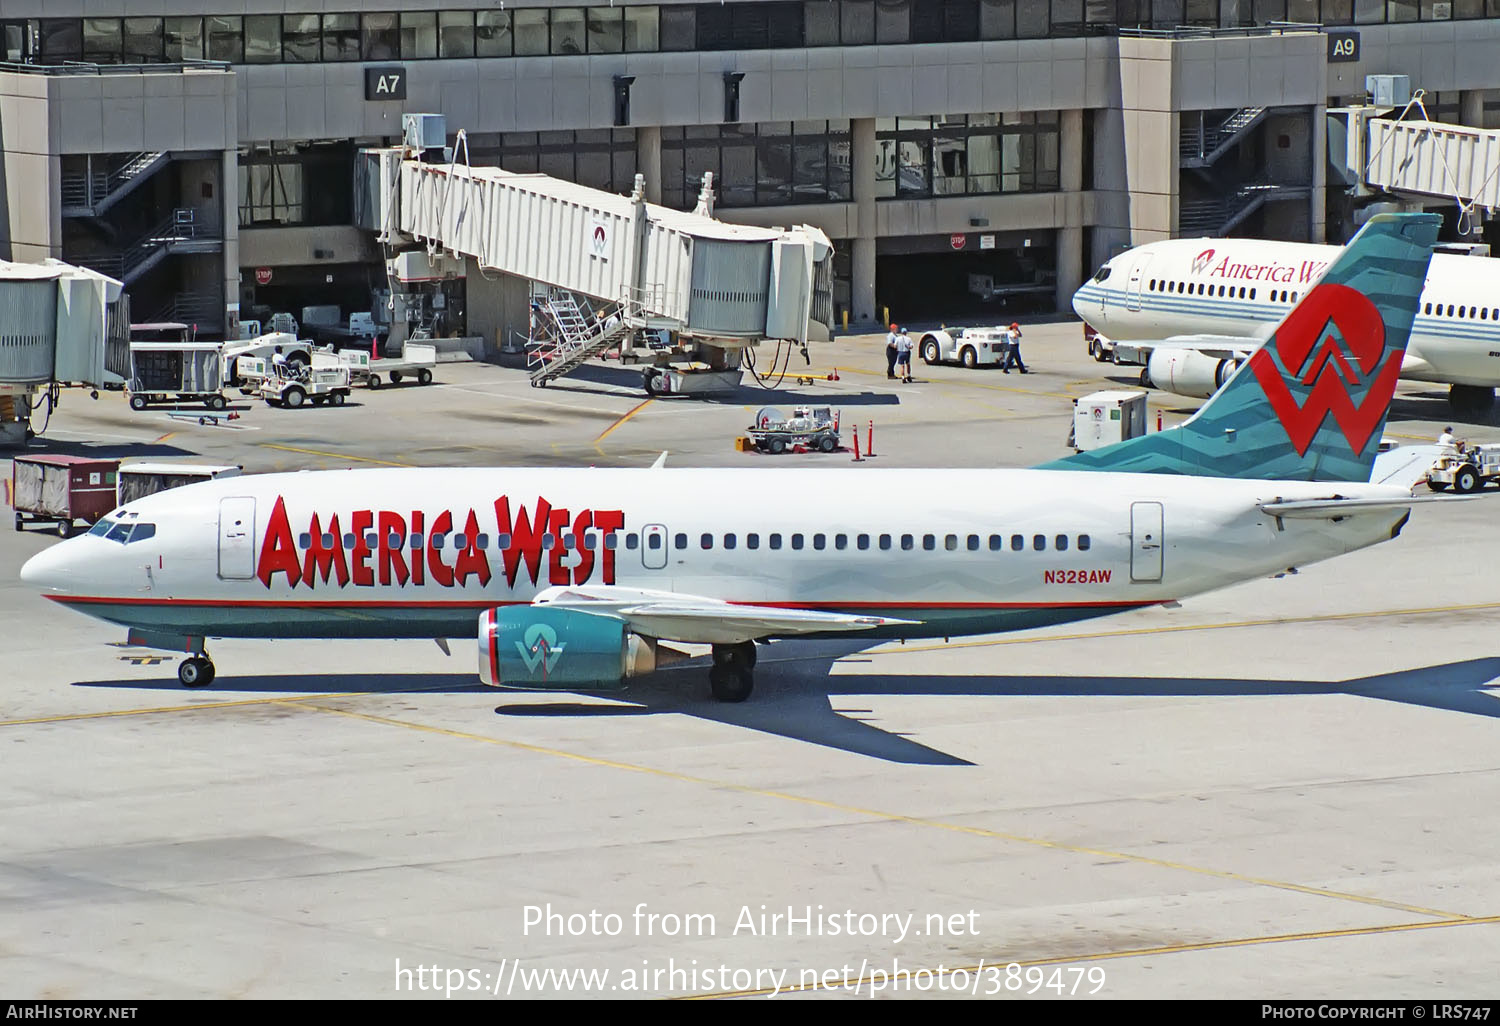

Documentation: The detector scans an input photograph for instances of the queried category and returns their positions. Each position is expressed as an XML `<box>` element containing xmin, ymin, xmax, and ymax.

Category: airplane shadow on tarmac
<box><xmin>74</xmin><ymin>647</ymin><xmax>1500</xmax><ymax>768</ymax></box>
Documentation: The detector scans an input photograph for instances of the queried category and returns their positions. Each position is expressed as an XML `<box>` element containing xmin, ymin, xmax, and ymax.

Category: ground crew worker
<box><xmin>895</xmin><ymin>329</ymin><xmax>914</xmax><ymax>382</ymax></box>
<box><xmin>885</xmin><ymin>324</ymin><xmax>900</xmax><ymax>379</ymax></box>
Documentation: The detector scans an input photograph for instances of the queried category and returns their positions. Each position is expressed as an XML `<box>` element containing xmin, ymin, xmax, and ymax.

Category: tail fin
<box><xmin>1044</xmin><ymin>212</ymin><xmax>1441</xmax><ymax>482</ymax></box>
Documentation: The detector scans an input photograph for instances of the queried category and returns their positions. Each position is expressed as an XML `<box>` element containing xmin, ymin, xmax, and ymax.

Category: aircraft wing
<box><xmin>1116</xmin><ymin>333</ymin><xmax>1260</xmax><ymax>361</ymax></box>
<box><xmin>530</xmin><ymin>585</ymin><xmax>916</xmax><ymax>645</ymax></box>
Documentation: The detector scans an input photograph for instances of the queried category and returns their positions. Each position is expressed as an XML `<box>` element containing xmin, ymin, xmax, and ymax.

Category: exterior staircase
<box><xmin>1178</xmin><ymin>182</ymin><xmax>1308</xmax><ymax>236</ymax></box>
<box><xmin>1180</xmin><ymin>107</ymin><xmax>1268</xmax><ymax>168</ymax></box>
<box><xmin>60</xmin><ymin>152</ymin><xmax>169</xmax><ymax>217</ymax></box>
<box><xmin>526</xmin><ymin>292</ymin><xmax>633</xmax><ymax>386</ymax></box>
<box><xmin>71</xmin><ymin>209</ymin><xmax>218</xmax><ymax>286</ymax></box>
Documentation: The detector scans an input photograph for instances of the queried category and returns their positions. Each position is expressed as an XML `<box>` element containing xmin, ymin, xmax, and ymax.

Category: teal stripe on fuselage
<box><xmin>1075</xmin><ymin>284</ymin><xmax>1500</xmax><ymax>344</ymax></box>
<box><xmin>55</xmin><ymin>599</ymin><xmax>1151</xmax><ymax>644</ymax></box>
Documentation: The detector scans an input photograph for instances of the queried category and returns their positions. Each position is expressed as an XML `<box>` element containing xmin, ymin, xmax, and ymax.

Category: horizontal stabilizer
<box><xmin>1258</xmin><ymin>496</ymin><xmax>1442</xmax><ymax>519</ymax></box>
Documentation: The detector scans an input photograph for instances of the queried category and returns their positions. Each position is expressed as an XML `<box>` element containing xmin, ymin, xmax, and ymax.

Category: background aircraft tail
<box><xmin>1043</xmin><ymin>212</ymin><xmax>1441</xmax><ymax>481</ymax></box>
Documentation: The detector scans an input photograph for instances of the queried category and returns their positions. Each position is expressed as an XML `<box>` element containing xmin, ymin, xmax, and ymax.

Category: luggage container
<box><xmin>127</xmin><ymin>340</ymin><xmax>226</xmax><ymax>411</ymax></box>
<box><xmin>116</xmin><ymin>462</ymin><xmax>242</xmax><ymax>504</ymax></box>
<box><xmin>12</xmin><ymin>454</ymin><xmax>119</xmax><ymax>536</ymax></box>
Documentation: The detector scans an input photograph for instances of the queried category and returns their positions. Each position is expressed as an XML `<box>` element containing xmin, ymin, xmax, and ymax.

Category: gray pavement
<box><xmin>2</xmin><ymin>323</ymin><xmax>1499</xmax><ymax>999</ymax></box>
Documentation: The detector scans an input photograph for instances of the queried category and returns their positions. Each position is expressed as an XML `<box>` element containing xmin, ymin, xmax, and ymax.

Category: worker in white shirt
<box><xmin>895</xmin><ymin>329</ymin><xmax>914</xmax><ymax>383</ymax></box>
<box><xmin>1438</xmin><ymin>426</ymin><xmax>1456</xmax><ymax>449</ymax></box>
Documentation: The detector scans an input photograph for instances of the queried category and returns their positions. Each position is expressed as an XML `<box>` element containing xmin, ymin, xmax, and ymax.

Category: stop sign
<box><xmin>255</xmin><ymin>267</ymin><xmax>273</xmax><ymax>285</ymax></box>
<box><xmin>949</xmin><ymin>234</ymin><xmax>966</xmax><ymax>250</ymax></box>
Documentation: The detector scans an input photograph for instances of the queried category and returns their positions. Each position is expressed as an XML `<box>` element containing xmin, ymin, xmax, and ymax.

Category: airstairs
<box><xmin>526</xmin><ymin>291</ymin><xmax>634</xmax><ymax>386</ymax></box>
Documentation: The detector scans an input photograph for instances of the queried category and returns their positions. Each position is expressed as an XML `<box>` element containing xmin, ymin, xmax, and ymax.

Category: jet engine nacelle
<box><xmin>477</xmin><ymin>607</ymin><xmax>660</xmax><ymax>689</ymax></box>
<box><xmin>1146</xmin><ymin>348</ymin><xmax>1242</xmax><ymax>400</ymax></box>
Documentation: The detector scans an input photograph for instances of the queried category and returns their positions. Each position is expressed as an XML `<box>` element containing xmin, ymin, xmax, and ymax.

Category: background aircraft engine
<box><xmin>477</xmin><ymin>607</ymin><xmax>660</xmax><ymax>688</ymax></box>
<box><xmin>1146</xmin><ymin>349</ymin><xmax>1242</xmax><ymax>399</ymax></box>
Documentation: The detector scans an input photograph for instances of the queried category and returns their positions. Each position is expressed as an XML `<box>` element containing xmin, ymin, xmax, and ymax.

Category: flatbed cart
<box><xmin>747</xmin><ymin>406</ymin><xmax>841</xmax><ymax>454</ymax></box>
<box><xmin>1427</xmin><ymin>444</ymin><xmax>1500</xmax><ymax>493</ymax></box>
<box><xmin>343</xmin><ymin>342</ymin><xmax>438</xmax><ymax>389</ymax></box>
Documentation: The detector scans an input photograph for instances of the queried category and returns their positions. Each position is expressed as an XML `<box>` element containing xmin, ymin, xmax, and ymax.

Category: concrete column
<box><xmin>851</xmin><ymin>116</ymin><xmax>877</xmax><ymax>326</ymax></box>
<box><xmin>636</xmin><ymin>125</ymin><xmax>662</xmax><ymax>206</ymax></box>
<box><xmin>1310</xmin><ymin>104</ymin><xmax>1326</xmax><ymax>244</ymax></box>
<box><xmin>1056</xmin><ymin>109</ymin><xmax>1085</xmax><ymax>310</ymax></box>
<box><xmin>221</xmin><ymin>147</ymin><xmax>240</xmax><ymax>337</ymax></box>
<box><xmin>1459</xmin><ymin>89</ymin><xmax>1484</xmax><ymax>128</ymax></box>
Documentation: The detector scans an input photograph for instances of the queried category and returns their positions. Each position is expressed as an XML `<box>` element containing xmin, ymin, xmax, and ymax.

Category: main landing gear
<box><xmin>709</xmin><ymin>641</ymin><xmax>757</xmax><ymax>703</ymax></box>
<box><xmin>178</xmin><ymin>655</ymin><xmax>216</xmax><ymax>687</ymax></box>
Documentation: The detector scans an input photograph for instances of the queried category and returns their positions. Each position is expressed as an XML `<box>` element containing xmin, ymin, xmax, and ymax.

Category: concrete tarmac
<box><xmin>2</xmin><ymin>322</ymin><xmax>1499</xmax><ymax>999</ymax></box>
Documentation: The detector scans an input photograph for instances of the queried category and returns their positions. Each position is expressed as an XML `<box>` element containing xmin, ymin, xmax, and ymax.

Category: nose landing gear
<box><xmin>178</xmin><ymin>655</ymin><xmax>216</xmax><ymax>687</ymax></box>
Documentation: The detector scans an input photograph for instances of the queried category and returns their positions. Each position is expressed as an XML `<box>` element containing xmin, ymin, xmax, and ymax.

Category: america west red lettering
<box><xmin>1247</xmin><ymin>282</ymin><xmax>1400</xmax><ymax>457</ymax></box>
<box><xmin>1204</xmin><ymin>255</ymin><xmax>1329</xmax><ymax>284</ymax></box>
<box><xmin>257</xmin><ymin>495</ymin><xmax>626</xmax><ymax>591</ymax></box>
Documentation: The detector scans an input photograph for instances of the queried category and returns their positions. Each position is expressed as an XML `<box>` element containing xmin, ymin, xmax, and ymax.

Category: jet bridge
<box><xmin>1332</xmin><ymin>97</ymin><xmax>1500</xmax><ymax>232</ymax></box>
<box><xmin>360</xmin><ymin>117</ymin><xmax>834</xmax><ymax>393</ymax></box>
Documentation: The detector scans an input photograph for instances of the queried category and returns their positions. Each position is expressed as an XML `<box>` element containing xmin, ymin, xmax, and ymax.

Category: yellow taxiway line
<box><xmin>258</xmin><ymin>443</ymin><xmax>414</xmax><ymax>468</ymax></box>
<box><xmin>594</xmin><ymin>398</ymin><xmax>655</xmax><ymax>445</ymax></box>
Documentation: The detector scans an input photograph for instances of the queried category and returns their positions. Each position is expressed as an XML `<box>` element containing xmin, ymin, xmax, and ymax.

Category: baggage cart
<box><xmin>12</xmin><ymin>454</ymin><xmax>119</xmax><ymax>536</ymax></box>
<box><xmin>126</xmin><ymin>341</ymin><xmax>226</xmax><ymax>411</ymax></box>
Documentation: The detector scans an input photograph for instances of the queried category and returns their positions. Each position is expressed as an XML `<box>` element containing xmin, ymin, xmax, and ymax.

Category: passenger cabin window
<box><xmin>835</xmin><ymin>534</ymin><xmax>848</xmax><ymax>550</ymax></box>
<box><xmin>700</xmin><ymin>532</ymin><xmax>712</xmax><ymax>549</ymax></box>
<box><xmin>674</xmin><ymin>532</ymin><xmax>687</xmax><ymax>550</ymax></box>
<box><xmin>813</xmin><ymin>533</ymin><xmax>826</xmax><ymax>550</ymax></box>
<box><xmin>989</xmin><ymin>534</ymin><xmax>1003</xmax><ymax>550</ymax></box>
<box><xmin>770</xmin><ymin>533</ymin><xmax>782</xmax><ymax>549</ymax></box>
<box><xmin>856</xmin><ymin>534</ymin><xmax>869</xmax><ymax>550</ymax></box>
<box><xmin>1055</xmin><ymin>534</ymin><xmax>1068</xmax><ymax>551</ymax></box>
<box><xmin>922</xmin><ymin>534</ymin><xmax>936</xmax><ymax>551</ymax></box>
<box><xmin>879</xmin><ymin>534</ymin><xmax>892</xmax><ymax>550</ymax></box>
<box><xmin>626</xmin><ymin>533</ymin><xmax>639</xmax><ymax>550</ymax></box>
<box><xmin>901</xmin><ymin>534</ymin><xmax>914</xmax><ymax>551</ymax></box>
<box><xmin>1011</xmin><ymin>534</ymin><xmax>1024</xmax><ymax>551</ymax></box>
<box><xmin>648</xmin><ymin>534</ymin><xmax>662</xmax><ymax>550</ymax></box>
<box><xmin>967</xmin><ymin>534</ymin><xmax>980</xmax><ymax>551</ymax></box>
<box><xmin>747</xmin><ymin>533</ymin><xmax>760</xmax><ymax>549</ymax></box>
<box><xmin>1033</xmin><ymin>534</ymin><xmax>1046</xmax><ymax>551</ymax></box>
<box><xmin>791</xmin><ymin>533</ymin><xmax>804</xmax><ymax>550</ymax></box>
<box><xmin>1078</xmin><ymin>534</ymin><xmax>1092</xmax><ymax>551</ymax></box>
<box><xmin>724</xmin><ymin>533</ymin><xmax>736</xmax><ymax>550</ymax></box>
<box><xmin>944</xmin><ymin>534</ymin><xmax>958</xmax><ymax>551</ymax></box>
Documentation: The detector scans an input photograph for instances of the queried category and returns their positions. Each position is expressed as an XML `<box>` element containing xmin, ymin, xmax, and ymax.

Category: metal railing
<box><xmin>68</xmin><ymin>208</ymin><xmax>217</xmax><ymax>284</ymax></box>
<box><xmin>60</xmin><ymin>151</ymin><xmax>168</xmax><ymax>212</ymax></box>
<box><xmin>1119</xmin><ymin>21</ymin><xmax>1324</xmax><ymax>39</ymax></box>
<box><xmin>0</xmin><ymin>59</ymin><xmax>230</xmax><ymax>76</ymax></box>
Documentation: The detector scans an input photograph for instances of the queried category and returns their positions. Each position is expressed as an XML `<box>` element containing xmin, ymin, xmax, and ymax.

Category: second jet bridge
<box><xmin>365</xmin><ymin>142</ymin><xmax>834</xmax><ymax>347</ymax></box>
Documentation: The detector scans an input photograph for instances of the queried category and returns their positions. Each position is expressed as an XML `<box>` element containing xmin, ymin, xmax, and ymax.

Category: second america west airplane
<box><xmin>21</xmin><ymin>214</ymin><xmax>1442</xmax><ymax>704</ymax></box>
<box><xmin>1073</xmin><ymin>232</ymin><xmax>1500</xmax><ymax>419</ymax></box>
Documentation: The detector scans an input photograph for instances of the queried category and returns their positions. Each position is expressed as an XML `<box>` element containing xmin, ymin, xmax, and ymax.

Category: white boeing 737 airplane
<box><xmin>21</xmin><ymin>215</ymin><xmax>1443</xmax><ymax>704</ymax></box>
<box><xmin>1073</xmin><ymin>234</ymin><xmax>1500</xmax><ymax>417</ymax></box>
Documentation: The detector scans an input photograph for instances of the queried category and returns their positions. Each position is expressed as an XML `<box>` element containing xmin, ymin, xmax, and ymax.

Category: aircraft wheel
<box><xmin>178</xmin><ymin>657</ymin><xmax>214</xmax><ymax>688</ymax></box>
<box><xmin>417</xmin><ymin>368</ymin><xmax>433</xmax><ymax>385</ymax></box>
<box><xmin>129</xmin><ymin>395</ymin><xmax>148</xmax><ymax>411</ymax></box>
<box><xmin>1454</xmin><ymin>466</ymin><xmax>1480</xmax><ymax>494</ymax></box>
<box><xmin>709</xmin><ymin>664</ymin><xmax>753</xmax><ymax>703</ymax></box>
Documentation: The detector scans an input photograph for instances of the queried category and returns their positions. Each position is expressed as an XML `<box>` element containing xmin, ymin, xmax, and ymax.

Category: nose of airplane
<box><xmin>19</xmin><ymin>542</ymin><xmax>75</xmax><ymax>594</ymax></box>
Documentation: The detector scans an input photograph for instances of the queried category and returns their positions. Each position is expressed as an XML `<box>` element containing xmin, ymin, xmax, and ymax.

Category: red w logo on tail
<box><xmin>1247</xmin><ymin>283</ymin><xmax>1404</xmax><ymax>457</ymax></box>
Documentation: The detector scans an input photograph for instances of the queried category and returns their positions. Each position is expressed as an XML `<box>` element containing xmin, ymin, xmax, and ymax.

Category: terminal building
<box><xmin>2</xmin><ymin>1</ymin><xmax>1499</xmax><ymax>337</ymax></box>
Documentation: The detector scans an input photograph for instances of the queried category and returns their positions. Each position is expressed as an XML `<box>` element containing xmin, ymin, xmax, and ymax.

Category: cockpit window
<box><xmin>1092</xmin><ymin>265</ymin><xmax>1111</xmax><ymax>283</ymax></box>
<box><xmin>95</xmin><ymin>518</ymin><xmax>155</xmax><ymax>544</ymax></box>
